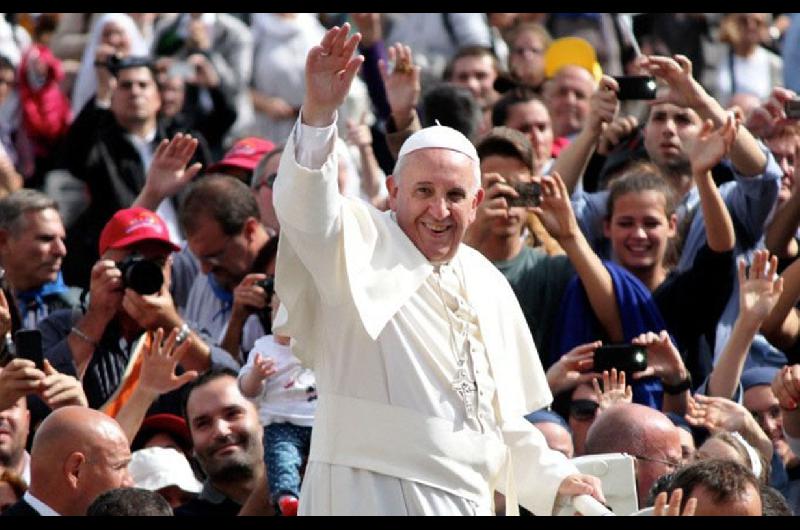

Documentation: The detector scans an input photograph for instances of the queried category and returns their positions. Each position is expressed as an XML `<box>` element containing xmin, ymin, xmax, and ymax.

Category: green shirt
<box><xmin>494</xmin><ymin>246</ymin><xmax>575</xmax><ymax>368</ymax></box>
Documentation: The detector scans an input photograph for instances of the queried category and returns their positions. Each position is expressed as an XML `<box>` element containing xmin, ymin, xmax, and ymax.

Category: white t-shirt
<box><xmin>238</xmin><ymin>334</ymin><xmax>316</xmax><ymax>427</ymax></box>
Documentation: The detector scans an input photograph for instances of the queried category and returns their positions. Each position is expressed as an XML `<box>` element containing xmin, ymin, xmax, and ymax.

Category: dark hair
<box><xmin>666</xmin><ymin>458</ymin><xmax>760</xmax><ymax>512</ymax></box>
<box><xmin>180</xmin><ymin>175</ymin><xmax>260</xmax><ymax>236</ymax></box>
<box><xmin>443</xmin><ymin>45</ymin><xmax>500</xmax><ymax>82</ymax></box>
<box><xmin>605</xmin><ymin>161</ymin><xmax>677</xmax><ymax>221</ymax></box>
<box><xmin>420</xmin><ymin>82</ymin><xmax>483</xmax><ymax>142</ymax></box>
<box><xmin>760</xmin><ymin>484</ymin><xmax>792</xmax><ymax>516</ymax></box>
<box><xmin>86</xmin><ymin>487</ymin><xmax>173</xmax><ymax>516</ymax></box>
<box><xmin>180</xmin><ymin>366</ymin><xmax>239</xmax><ymax>427</ymax></box>
<box><xmin>0</xmin><ymin>55</ymin><xmax>13</xmax><ymax>72</ymax></box>
<box><xmin>475</xmin><ymin>126</ymin><xmax>535</xmax><ymax>172</ymax></box>
<box><xmin>491</xmin><ymin>86</ymin><xmax>544</xmax><ymax>127</ymax></box>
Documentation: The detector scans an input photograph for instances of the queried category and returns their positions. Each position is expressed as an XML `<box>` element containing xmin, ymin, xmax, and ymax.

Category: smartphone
<box><xmin>593</xmin><ymin>344</ymin><xmax>647</xmax><ymax>375</ymax></box>
<box><xmin>14</xmin><ymin>329</ymin><xmax>43</xmax><ymax>370</ymax></box>
<box><xmin>613</xmin><ymin>76</ymin><xmax>657</xmax><ymax>101</ymax></box>
<box><xmin>507</xmin><ymin>181</ymin><xmax>542</xmax><ymax>208</ymax></box>
<box><xmin>168</xmin><ymin>60</ymin><xmax>195</xmax><ymax>79</ymax></box>
<box><xmin>785</xmin><ymin>99</ymin><xmax>800</xmax><ymax>120</ymax></box>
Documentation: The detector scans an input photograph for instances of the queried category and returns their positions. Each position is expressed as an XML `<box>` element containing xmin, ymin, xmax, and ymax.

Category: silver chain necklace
<box><xmin>433</xmin><ymin>264</ymin><xmax>478</xmax><ymax>421</ymax></box>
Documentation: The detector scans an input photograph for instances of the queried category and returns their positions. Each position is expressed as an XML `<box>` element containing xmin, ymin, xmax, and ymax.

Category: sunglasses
<box><xmin>569</xmin><ymin>399</ymin><xmax>599</xmax><ymax>421</ymax></box>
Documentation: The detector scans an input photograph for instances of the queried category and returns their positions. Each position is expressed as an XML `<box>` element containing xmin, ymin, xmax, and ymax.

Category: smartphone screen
<box><xmin>593</xmin><ymin>344</ymin><xmax>647</xmax><ymax>375</ymax></box>
<box><xmin>14</xmin><ymin>329</ymin><xmax>44</xmax><ymax>370</ymax></box>
<box><xmin>613</xmin><ymin>76</ymin><xmax>657</xmax><ymax>101</ymax></box>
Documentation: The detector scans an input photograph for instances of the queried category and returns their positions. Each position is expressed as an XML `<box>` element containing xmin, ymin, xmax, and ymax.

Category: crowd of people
<box><xmin>1</xmin><ymin>11</ymin><xmax>800</xmax><ymax>516</ymax></box>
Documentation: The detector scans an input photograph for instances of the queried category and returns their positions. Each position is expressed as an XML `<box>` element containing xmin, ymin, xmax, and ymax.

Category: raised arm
<box><xmin>379</xmin><ymin>42</ymin><xmax>421</xmax><ymax>159</ymax></box>
<box><xmin>133</xmin><ymin>133</ymin><xmax>203</xmax><ymax>211</ymax></box>
<box><xmin>302</xmin><ymin>24</ymin><xmax>364</xmax><ymax>128</ymax></box>
<box><xmin>640</xmin><ymin>54</ymin><xmax>766</xmax><ymax>177</ymax></box>
<box><xmin>687</xmin><ymin>114</ymin><xmax>737</xmax><ymax>253</ymax></box>
<box><xmin>761</xmin><ymin>255</ymin><xmax>800</xmax><ymax>350</ymax></box>
<box><xmin>551</xmin><ymin>75</ymin><xmax>620</xmax><ymax>194</ymax></box>
<box><xmin>533</xmin><ymin>172</ymin><xmax>623</xmax><ymax>342</ymax></box>
<box><xmin>708</xmin><ymin>251</ymin><xmax>783</xmax><ymax>398</ymax></box>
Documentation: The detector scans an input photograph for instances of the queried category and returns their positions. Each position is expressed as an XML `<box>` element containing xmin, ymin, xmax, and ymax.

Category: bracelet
<box><xmin>175</xmin><ymin>323</ymin><xmax>191</xmax><ymax>345</ymax></box>
<box><xmin>70</xmin><ymin>326</ymin><xmax>98</xmax><ymax>348</ymax></box>
<box><xmin>662</xmin><ymin>373</ymin><xmax>693</xmax><ymax>395</ymax></box>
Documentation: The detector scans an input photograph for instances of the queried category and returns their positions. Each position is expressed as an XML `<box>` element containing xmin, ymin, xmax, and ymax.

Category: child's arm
<box><xmin>239</xmin><ymin>352</ymin><xmax>277</xmax><ymax>398</ymax></box>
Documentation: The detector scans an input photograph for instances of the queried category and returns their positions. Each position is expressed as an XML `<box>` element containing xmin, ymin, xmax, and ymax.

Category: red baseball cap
<box><xmin>99</xmin><ymin>207</ymin><xmax>181</xmax><ymax>255</ymax></box>
<box><xmin>132</xmin><ymin>413</ymin><xmax>193</xmax><ymax>454</ymax></box>
<box><xmin>208</xmin><ymin>137</ymin><xmax>276</xmax><ymax>173</ymax></box>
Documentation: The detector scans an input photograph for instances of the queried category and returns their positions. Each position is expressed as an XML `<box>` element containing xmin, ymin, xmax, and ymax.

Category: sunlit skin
<box><xmin>0</xmin><ymin>208</ymin><xmax>67</xmax><ymax>292</ymax></box>
<box><xmin>480</xmin><ymin>154</ymin><xmax>534</xmax><ymax>239</ymax></box>
<box><xmin>101</xmin><ymin>21</ymin><xmax>131</xmax><ymax>55</ymax></box>
<box><xmin>186</xmin><ymin>215</ymin><xmax>260</xmax><ymax>291</ymax></box>
<box><xmin>744</xmin><ymin>385</ymin><xmax>798</xmax><ymax>468</ymax></box>
<box><xmin>765</xmin><ymin>135</ymin><xmax>800</xmax><ymax>205</ymax></box>
<box><xmin>509</xmin><ymin>29</ymin><xmax>547</xmax><ymax>88</ymax></box>
<box><xmin>604</xmin><ymin>191</ymin><xmax>677</xmax><ymax>291</ymax></box>
<box><xmin>643</xmin><ymin>103</ymin><xmax>703</xmax><ymax>178</ymax></box>
<box><xmin>0</xmin><ymin>397</ymin><xmax>29</xmax><ymax>476</ymax></box>
<box><xmin>544</xmin><ymin>65</ymin><xmax>595</xmax><ymax>138</ymax></box>
<box><xmin>387</xmin><ymin>149</ymin><xmax>484</xmax><ymax>264</ymax></box>
<box><xmin>503</xmin><ymin>99</ymin><xmax>554</xmax><ymax>175</ymax></box>
<box><xmin>533</xmin><ymin>422</ymin><xmax>574</xmax><ymax>458</ymax></box>
<box><xmin>450</xmin><ymin>54</ymin><xmax>498</xmax><ymax>109</ymax></box>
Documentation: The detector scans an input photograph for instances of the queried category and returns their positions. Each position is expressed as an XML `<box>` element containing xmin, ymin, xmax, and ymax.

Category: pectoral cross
<box><xmin>452</xmin><ymin>363</ymin><xmax>478</xmax><ymax>421</ymax></box>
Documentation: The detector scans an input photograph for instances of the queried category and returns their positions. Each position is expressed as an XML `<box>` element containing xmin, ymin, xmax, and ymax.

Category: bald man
<box><xmin>583</xmin><ymin>403</ymin><xmax>682</xmax><ymax>508</ymax></box>
<box><xmin>2</xmin><ymin>406</ymin><xmax>133</xmax><ymax>516</ymax></box>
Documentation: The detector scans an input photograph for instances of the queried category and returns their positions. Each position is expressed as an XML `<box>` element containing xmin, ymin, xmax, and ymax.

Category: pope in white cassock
<box><xmin>272</xmin><ymin>23</ymin><xmax>606</xmax><ymax>515</ymax></box>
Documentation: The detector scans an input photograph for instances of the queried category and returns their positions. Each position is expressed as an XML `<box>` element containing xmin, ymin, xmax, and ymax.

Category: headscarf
<box><xmin>70</xmin><ymin>13</ymin><xmax>147</xmax><ymax>116</ymax></box>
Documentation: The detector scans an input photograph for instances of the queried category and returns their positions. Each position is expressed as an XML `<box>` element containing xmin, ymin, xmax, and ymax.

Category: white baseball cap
<box><xmin>128</xmin><ymin>446</ymin><xmax>202</xmax><ymax>494</ymax></box>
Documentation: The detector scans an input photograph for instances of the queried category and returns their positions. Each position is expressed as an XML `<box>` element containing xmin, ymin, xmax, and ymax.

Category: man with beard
<box><xmin>0</xmin><ymin>190</ymin><xmax>81</xmax><ymax>329</ymax></box>
<box><xmin>176</xmin><ymin>367</ymin><xmax>264</xmax><ymax>516</ymax></box>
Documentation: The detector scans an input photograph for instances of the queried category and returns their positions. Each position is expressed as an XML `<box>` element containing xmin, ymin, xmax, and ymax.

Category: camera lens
<box><xmin>119</xmin><ymin>256</ymin><xmax>164</xmax><ymax>295</ymax></box>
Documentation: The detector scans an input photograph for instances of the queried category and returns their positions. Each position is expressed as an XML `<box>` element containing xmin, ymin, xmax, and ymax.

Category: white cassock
<box><xmin>273</xmin><ymin>116</ymin><xmax>578</xmax><ymax>515</ymax></box>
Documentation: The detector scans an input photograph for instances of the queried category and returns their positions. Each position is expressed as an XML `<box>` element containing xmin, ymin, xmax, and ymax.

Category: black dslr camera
<box><xmin>117</xmin><ymin>254</ymin><xmax>164</xmax><ymax>295</ymax></box>
<box><xmin>254</xmin><ymin>277</ymin><xmax>275</xmax><ymax>334</ymax></box>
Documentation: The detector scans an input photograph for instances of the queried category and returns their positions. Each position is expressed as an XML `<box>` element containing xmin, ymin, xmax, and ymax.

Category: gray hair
<box><xmin>0</xmin><ymin>189</ymin><xmax>59</xmax><ymax>235</ymax></box>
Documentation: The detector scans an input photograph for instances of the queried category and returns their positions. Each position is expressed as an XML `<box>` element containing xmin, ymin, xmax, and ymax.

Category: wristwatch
<box><xmin>662</xmin><ymin>373</ymin><xmax>692</xmax><ymax>395</ymax></box>
<box><xmin>175</xmin><ymin>323</ymin><xmax>191</xmax><ymax>346</ymax></box>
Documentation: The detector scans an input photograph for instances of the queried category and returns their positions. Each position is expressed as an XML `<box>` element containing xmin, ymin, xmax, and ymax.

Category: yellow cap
<box><xmin>544</xmin><ymin>36</ymin><xmax>603</xmax><ymax>83</ymax></box>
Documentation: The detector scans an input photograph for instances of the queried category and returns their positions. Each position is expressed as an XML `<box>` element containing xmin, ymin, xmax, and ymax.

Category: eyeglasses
<box><xmin>627</xmin><ymin>453</ymin><xmax>681</xmax><ymax>471</ymax></box>
<box><xmin>569</xmin><ymin>399</ymin><xmax>599</xmax><ymax>421</ymax></box>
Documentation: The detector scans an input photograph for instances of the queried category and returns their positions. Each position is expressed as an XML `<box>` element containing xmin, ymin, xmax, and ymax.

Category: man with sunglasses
<box><xmin>39</xmin><ymin>207</ymin><xmax>210</xmax><ymax>413</ymax></box>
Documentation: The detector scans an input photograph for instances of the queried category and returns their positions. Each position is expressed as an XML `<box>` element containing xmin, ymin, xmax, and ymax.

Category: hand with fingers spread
<box><xmin>772</xmin><ymin>363</ymin><xmax>800</xmax><ymax>411</ymax></box>
<box><xmin>587</xmin><ymin>75</ymin><xmax>620</xmax><ymax>136</ymax></box>
<box><xmin>638</xmin><ymin>54</ymin><xmax>707</xmax><ymax>111</ymax></box>
<box><xmin>592</xmin><ymin>368</ymin><xmax>633</xmax><ymax>412</ymax></box>
<box><xmin>239</xmin><ymin>352</ymin><xmax>278</xmax><ymax>398</ymax></box>
<box><xmin>303</xmin><ymin>23</ymin><xmax>365</xmax><ymax>127</ymax></box>
<box><xmin>685</xmin><ymin>393</ymin><xmax>751</xmax><ymax>434</ymax></box>
<box><xmin>738</xmin><ymin>250</ymin><xmax>783</xmax><ymax>326</ymax></box>
<box><xmin>545</xmin><ymin>341</ymin><xmax>601</xmax><ymax>395</ymax></box>
<box><xmin>138</xmin><ymin>133</ymin><xmax>203</xmax><ymax>208</ymax></box>
<box><xmin>138</xmin><ymin>327</ymin><xmax>199</xmax><ymax>399</ymax></box>
<box><xmin>38</xmin><ymin>359</ymin><xmax>88</xmax><ymax>408</ymax></box>
<box><xmin>652</xmin><ymin>488</ymin><xmax>697</xmax><ymax>516</ymax></box>
<box><xmin>462</xmin><ymin>172</ymin><xmax>516</xmax><ymax>248</ymax></box>
<box><xmin>596</xmin><ymin>115</ymin><xmax>639</xmax><ymax>156</ymax></box>
<box><xmin>0</xmin><ymin>358</ymin><xmax>45</xmax><ymax>410</ymax></box>
<box><xmin>631</xmin><ymin>330</ymin><xmax>688</xmax><ymax>386</ymax></box>
<box><xmin>531</xmin><ymin>172</ymin><xmax>581</xmax><ymax>242</ymax></box>
<box><xmin>689</xmin><ymin>113</ymin><xmax>739</xmax><ymax>177</ymax></box>
<box><xmin>379</xmin><ymin>42</ymin><xmax>420</xmax><ymax>127</ymax></box>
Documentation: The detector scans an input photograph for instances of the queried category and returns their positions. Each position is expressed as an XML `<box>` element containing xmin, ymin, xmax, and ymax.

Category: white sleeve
<box><xmin>293</xmin><ymin>110</ymin><xmax>338</xmax><ymax>170</ymax></box>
